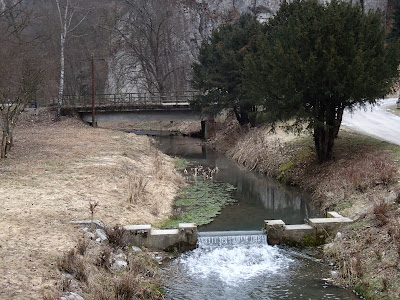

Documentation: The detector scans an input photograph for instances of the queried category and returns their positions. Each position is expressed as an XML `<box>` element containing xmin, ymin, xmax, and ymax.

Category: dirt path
<box><xmin>0</xmin><ymin>112</ymin><xmax>183</xmax><ymax>299</ymax></box>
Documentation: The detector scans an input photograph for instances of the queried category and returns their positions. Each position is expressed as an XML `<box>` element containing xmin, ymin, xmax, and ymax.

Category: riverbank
<box><xmin>212</xmin><ymin>120</ymin><xmax>400</xmax><ymax>299</ymax></box>
<box><xmin>0</xmin><ymin>110</ymin><xmax>184</xmax><ymax>299</ymax></box>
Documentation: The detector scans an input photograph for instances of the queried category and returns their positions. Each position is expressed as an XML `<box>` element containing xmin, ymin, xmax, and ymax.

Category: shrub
<box><xmin>114</xmin><ymin>273</ymin><xmax>139</xmax><ymax>300</ymax></box>
<box><xmin>373</xmin><ymin>200</ymin><xmax>391</xmax><ymax>227</ymax></box>
<box><xmin>105</xmin><ymin>225</ymin><xmax>126</xmax><ymax>248</ymax></box>
<box><xmin>57</xmin><ymin>248</ymin><xmax>87</xmax><ymax>282</ymax></box>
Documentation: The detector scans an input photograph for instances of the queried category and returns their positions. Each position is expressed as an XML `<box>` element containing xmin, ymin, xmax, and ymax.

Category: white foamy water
<box><xmin>164</xmin><ymin>232</ymin><xmax>360</xmax><ymax>299</ymax></box>
<box><xmin>178</xmin><ymin>232</ymin><xmax>292</xmax><ymax>286</ymax></box>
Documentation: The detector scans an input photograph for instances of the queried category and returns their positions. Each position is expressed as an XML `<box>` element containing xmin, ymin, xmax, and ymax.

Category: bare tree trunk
<box><xmin>54</xmin><ymin>0</ymin><xmax>88</xmax><ymax>121</ymax></box>
<box><xmin>1</xmin><ymin>130</ymin><xmax>7</xmax><ymax>158</ymax></box>
<box><xmin>56</xmin><ymin>32</ymin><xmax>66</xmax><ymax>121</ymax></box>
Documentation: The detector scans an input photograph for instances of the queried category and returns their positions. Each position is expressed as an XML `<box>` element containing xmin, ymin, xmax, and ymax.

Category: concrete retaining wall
<box><xmin>122</xmin><ymin>223</ymin><xmax>197</xmax><ymax>252</ymax></box>
<box><xmin>265</xmin><ymin>211</ymin><xmax>353</xmax><ymax>246</ymax></box>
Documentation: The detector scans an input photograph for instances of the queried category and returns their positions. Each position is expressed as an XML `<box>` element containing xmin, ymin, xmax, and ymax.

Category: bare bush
<box><xmin>114</xmin><ymin>273</ymin><xmax>140</xmax><ymax>300</ymax></box>
<box><xmin>77</xmin><ymin>238</ymin><xmax>89</xmax><ymax>256</ymax></box>
<box><xmin>105</xmin><ymin>225</ymin><xmax>126</xmax><ymax>248</ymax></box>
<box><xmin>96</xmin><ymin>246</ymin><xmax>112</xmax><ymax>270</ymax></box>
<box><xmin>373</xmin><ymin>200</ymin><xmax>391</xmax><ymax>227</ymax></box>
<box><xmin>57</xmin><ymin>249</ymin><xmax>88</xmax><ymax>282</ymax></box>
<box><xmin>128</xmin><ymin>254</ymin><xmax>157</xmax><ymax>278</ymax></box>
<box><xmin>89</xmin><ymin>201</ymin><xmax>99</xmax><ymax>231</ymax></box>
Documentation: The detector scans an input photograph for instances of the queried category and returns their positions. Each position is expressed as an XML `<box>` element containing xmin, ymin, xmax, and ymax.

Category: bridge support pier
<box><xmin>201</xmin><ymin>115</ymin><xmax>216</xmax><ymax>139</ymax></box>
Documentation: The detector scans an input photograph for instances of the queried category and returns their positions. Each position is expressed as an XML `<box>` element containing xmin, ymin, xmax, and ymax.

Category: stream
<box><xmin>152</xmin><ymin>134</ymin><xmax>359</xmax><ymax>300</ymax></box>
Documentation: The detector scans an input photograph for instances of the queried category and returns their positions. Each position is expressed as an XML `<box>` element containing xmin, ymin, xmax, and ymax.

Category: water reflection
<box><xmin>156</xmin><ymin>135</ymin><xmax>358</xmax><ymax>300</ymax></box>
<box><xmin>155</xmin><ymin>136</ymin><xmax>320</xmax><ymax>231</ymax></box>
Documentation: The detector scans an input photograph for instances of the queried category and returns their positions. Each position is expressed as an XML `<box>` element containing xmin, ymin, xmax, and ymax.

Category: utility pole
<box><xmin>91</xmin><ymin>53</ymin><xmax>97</xmax><ymax>127</ymax></box>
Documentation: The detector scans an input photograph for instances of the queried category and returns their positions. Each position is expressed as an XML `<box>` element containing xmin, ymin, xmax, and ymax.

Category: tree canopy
<box><xmin>191</xmin><ymin>14</ymin><xmax>264</xmax><ymax>126</ymax></box>
<box><xmin>388</xmin><ymin>0</ymin><xmax>400</xmax><ymax>42</ymax></box>
<box><xmin>245</xmin><ymin>0</ymin><xmax>400</xmax><ymax>162</ymax></box>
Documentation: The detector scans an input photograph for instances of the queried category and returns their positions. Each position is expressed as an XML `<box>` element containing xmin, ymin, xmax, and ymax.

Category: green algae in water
<box><xmin>161</xmin><ymin>180</ymin><xmax>236</xmax><ymax>228</ymax></box>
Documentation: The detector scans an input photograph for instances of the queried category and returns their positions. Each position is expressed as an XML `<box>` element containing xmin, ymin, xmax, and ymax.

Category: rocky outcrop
<box><xmin>106</xmin><ymin>0</ymin><xmax>389</xmax><ymax>95</ymax></box>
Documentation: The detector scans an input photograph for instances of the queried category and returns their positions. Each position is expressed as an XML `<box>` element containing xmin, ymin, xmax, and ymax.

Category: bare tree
<box><xmin>53</xmin><ymin>0</ymin><xmax>89</xmax><ymax>121</ymax></box>
<box><xmin>0</xmin><ymin>0</ymin><xmax>42</xmax><ymax>158</ymax></box>
<box><xmin>112</xmin><ymin>0</ymin><xmax>187</xmax><ymax>97</ymax></box>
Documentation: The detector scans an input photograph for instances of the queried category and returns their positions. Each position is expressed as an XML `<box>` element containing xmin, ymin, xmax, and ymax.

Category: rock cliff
<box><xmin>106</xmin><ymin>0</ymin><xmax>389</xmax><ymax>95</ymax></box>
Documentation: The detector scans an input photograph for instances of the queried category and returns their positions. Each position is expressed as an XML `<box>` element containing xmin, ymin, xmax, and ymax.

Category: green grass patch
<box><xmin>161</xmin><ymin>179</ymin><xmax>236</xmax><ymax>228</ymax></box>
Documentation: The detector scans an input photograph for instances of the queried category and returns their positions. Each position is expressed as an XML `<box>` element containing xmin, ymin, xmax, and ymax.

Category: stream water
<box><xmin>152</xmin><ymin>135</ymin><xmax>359</xmax><ymax>300</ymax></box>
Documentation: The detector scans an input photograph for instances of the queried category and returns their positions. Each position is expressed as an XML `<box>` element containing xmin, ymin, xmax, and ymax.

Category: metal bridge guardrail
<box><xmin>62</xmin><ymin>91</ymin><xmax>196</xmax><ymax>108</ymax></box>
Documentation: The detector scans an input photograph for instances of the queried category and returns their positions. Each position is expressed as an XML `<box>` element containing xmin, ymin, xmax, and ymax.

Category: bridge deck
<box><xmin>62</xmin><ymin>92</ymin><xmax>194</xmax><ymax>110</ymax></box>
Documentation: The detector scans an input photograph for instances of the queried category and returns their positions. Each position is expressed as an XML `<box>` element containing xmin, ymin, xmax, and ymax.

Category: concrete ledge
<box><xmin>327</xmin><ymin>211</ymin><xmax>343</xmax><ymax>218</ymax></box>
<box><xmin>151</xmin><ymin>229</ymin><xmax>179</xmax><ymax>235</ymax></box>
<box><xmin>264</xmin><ymin>219</ymin><xmax>285</xmax><ymax>245</ymax></box>
<box><xmin>122</xmin><ymin>223</ymin><xmax>197</xmax><ymax>252</ymax></box>
<box><xmin>265</xmin><ymin>211</ymin><xmax>353</xmax><ymax>246</ymax></box>
<box><xmin>284</xmin><ymin>224</ymin><xmax>313</xmax><ymax>231</ymax></box>
<box><xmin>123</xmin><ymin>224</ymin><xmax>152</xmax><ymax>230</ymax></box>
<box><xmin>282</xmin><ymin>224</ymin><xmax>316</xmax><ymax>245</ymax></box>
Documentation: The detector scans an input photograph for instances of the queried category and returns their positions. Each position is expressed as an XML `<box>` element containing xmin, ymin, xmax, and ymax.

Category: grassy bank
<box><xmin>213</xmin><ymin>121</ymin><xmax>400</xmax><ymax>299</ymax></box>
<box><xmin>0</xmin><ymin>110</ymin><xmax>184</xmax><ymax>299</ymax></box>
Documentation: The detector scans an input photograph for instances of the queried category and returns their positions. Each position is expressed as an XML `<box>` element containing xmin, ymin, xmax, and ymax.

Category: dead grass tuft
<box><xmin>95</xmin><ymin>246</ymin><xmax>112</xmax><ymax>270</ymax></box>
<box><xmin>54</xmin><ymin>237</ymin><xmax>164</xmax><ymax>300</ymax></box>
<box><xmin>373</xmin><ymin>200</ymin><xmax>391</xmax><ymax>227</ymax></box>
<box><xmin>77</xmin><ymin>237</ymin><xmax>90</xmax><ymax>256</ymax></box>
<box><xmin>127</xmin><ymin>173</ymin><xmax>149</xmax><ymax>204</ymax></box>
<box><xmin>114</xmin><ymin>273</ymin><xmax>140</xmax><ymax>300</ymax></box>
<box><xmin>57</xmin><ymin>248</ymin><xmax>88</xmax><ymax>282</ymax></box>
<box><xmin>104</xmin><ymin>225</ymin><xmax>126</xmax><ymax>248</ymax></box>
<box><xmin>151</xmin><ymin>146</ymin><xmax>164</xmax><ymax>180</ymax></box>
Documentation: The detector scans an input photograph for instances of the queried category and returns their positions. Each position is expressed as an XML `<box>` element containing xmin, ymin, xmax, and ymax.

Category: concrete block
<box><xmin>151</xmin><ymin>229</ymin><xmax>179</xmax><ymax>235</ymax></box>
<box><xmin>122</xmin><ymin>224</ymin><xmax>197</xmax><ymax>252</ymax></box>
<box><xmin>327</xmin><ymin>211</ymin><xmax>343</xmax><ymax>218</ymax></box>
<box><xmin>283</xmin><ymin>224</ymin><xmax>315</xmax><ymax>245</ymax></box>
<box><xmin>123</xmin><ymin>224</ymin><xmax>151</xmax><ymax>230</ymax></box>
<box><xmin>308</xmin><ymin>217</ymin><xmax>353</xmax><ymax>235</ymax></box>
<box><xmin>265</xmin><ymin>220</ymin><xmax>285</xmax><ymax>226</ymax></box>
<box><xmin>179</xmin><ymin>223</ymin><xmax>196</xmax><ymax>229</ymax></box>
<box><xmin>70</xmin><ymin>219</ymin><xmax>106</xmax><ymax>230</ymax></box>
<box><xmin>265</xmin><ymin>219</ymin><xmax>285</xmax><ymax>245</ymax></box>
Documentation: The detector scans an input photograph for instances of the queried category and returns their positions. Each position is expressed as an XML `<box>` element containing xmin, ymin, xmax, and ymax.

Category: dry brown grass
<box><xmin>325</xmin><ymin>205</ymin><xmax>400</xmax><ymax>299</ymax></box>
<box><xmin>218</xmin><ymin>120</ymin><xmax>400</xmax><ymax>299</ymax></box>
<box><xmin>52</xmin><ymin>237</ymin><xmax>164</xmax><ymax>300</ymax></box>
<box><xmin>0</xmin><ymin>109</ymin><xmax>184</xmax><ymax>299</ymax></box>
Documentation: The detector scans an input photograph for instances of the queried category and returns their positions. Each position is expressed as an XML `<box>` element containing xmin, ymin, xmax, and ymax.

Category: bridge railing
<box><xmin>63</xmin><ymin>91</ymin><xmax>197</xmax><ymax>107</ymax></box>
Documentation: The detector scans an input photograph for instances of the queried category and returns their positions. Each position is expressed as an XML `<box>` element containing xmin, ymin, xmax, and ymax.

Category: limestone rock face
<box><xmin>106</xmin><ymin>0</ymin><xmax>388</xmax><ymax>95</ymax></box>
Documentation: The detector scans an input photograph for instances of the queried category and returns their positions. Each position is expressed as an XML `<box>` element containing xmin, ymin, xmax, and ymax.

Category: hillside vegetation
<box><xmin>212</xmin><ymin>120</ymin><xmax>400</xmax><ymax>299</ymax></box>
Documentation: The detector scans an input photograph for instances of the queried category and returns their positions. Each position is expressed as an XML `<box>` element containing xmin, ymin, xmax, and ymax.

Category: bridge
<box><xmin>61</xmin><ymin>91</ymin><xmax>213</xmax><ymax>137</ymax></box>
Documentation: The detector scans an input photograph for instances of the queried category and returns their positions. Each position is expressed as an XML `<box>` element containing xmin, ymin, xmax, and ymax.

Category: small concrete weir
<box><xmin>265</xmin><ymin>211</ymin><xmax>353</xmax><ymax>246</ymax></box>
<box><xmin>198</xmin><ymin>230</ymin><xmax>267</xmax><ymax>247</ymax></box>
<box><xmin>122</xmin><ymin>223</ymin><xmax>197</xmax><ymax>252</ymax></box>
<box><xmin>113</xmin><ymin>211</ymin><xmax>352</xmax><ymax>251</ymax></box>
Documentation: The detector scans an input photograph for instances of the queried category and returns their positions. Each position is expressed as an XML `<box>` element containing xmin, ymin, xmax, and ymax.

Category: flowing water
<box><xmin>152</xmin><ymin>135</ymin><xmax>359</xmax><ymax>300</ymax></box>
